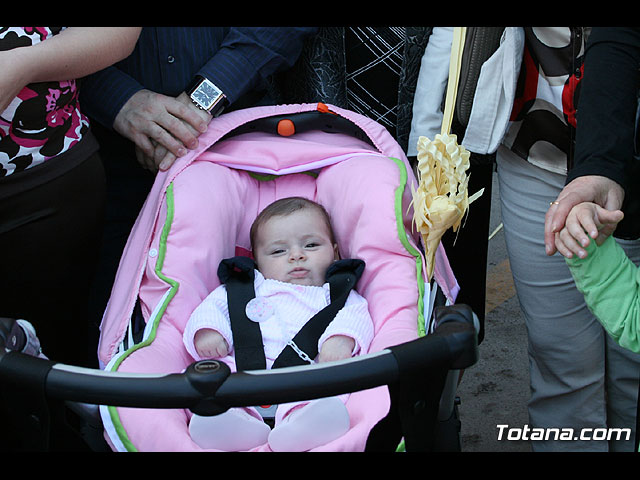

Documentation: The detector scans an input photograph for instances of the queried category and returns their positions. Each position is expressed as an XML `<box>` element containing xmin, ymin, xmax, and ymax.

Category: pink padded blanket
<box><xmin>98</xmin><ymin>103</ymin><xmax>459</xmax><ymax>452</ymax></box>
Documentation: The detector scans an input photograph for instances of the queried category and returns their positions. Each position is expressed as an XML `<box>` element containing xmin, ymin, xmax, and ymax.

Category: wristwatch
<box><xmin>187</xmin><ymin>75</ymin><xmax>227</xmax><ymax>117</ymax></box>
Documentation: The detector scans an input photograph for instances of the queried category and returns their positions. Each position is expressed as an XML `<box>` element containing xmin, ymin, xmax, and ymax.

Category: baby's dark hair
<box><xmin>250</xmin><ymin>197</ymin><xmax>336</xmax><ymax>251</ymax></box>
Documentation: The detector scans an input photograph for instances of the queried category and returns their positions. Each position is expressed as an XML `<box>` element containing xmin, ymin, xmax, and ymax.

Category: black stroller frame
<box><xmin>0</xmin><ymin>302</ymin><xmax>477</xmax><ymax>452</ymax></box>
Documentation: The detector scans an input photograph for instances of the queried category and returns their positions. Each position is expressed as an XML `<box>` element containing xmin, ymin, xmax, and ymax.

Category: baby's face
<box><xmin>254</xmin><ymin>208</ymin><xmax>338</xmax><ymax>286</ymax></box>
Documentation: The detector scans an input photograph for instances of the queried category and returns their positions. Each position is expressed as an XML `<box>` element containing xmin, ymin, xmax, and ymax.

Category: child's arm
<box><xmin>556</xmin><ymin>202</ymin><xmax>624</xmax><ymax>259</ymax></box>
<box><xmin>183</xmin><ymin>285</ymin><xmax>234</xmax><ymax>361</ymax></box>
<box><xmin>566</xmin><ymin>235</ymin><xmax>640</xmax><ymax>353</ymax></box>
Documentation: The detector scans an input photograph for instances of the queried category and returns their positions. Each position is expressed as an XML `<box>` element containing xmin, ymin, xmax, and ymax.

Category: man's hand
<box><xmin>544</xmin><ymin>175</ymin><xmax>625</xmax><ymax>256</ymax></box>
<box><xmin>114</xmin><ymin>90</ymin><xmax>211</xmax><ymax>171</ymax></box>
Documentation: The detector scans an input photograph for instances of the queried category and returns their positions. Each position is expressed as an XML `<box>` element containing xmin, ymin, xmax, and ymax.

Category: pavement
<box><xmin>456</xmin><ymin>171</ymin><xmax>533</xmax><ymax>452</ymax></box>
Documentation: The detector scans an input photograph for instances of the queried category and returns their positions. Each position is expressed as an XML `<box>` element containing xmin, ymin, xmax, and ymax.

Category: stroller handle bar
<box><xmin>0</xmin><ymin>305</ymin><xmax>477</xmax><ymax>416</ymax></box>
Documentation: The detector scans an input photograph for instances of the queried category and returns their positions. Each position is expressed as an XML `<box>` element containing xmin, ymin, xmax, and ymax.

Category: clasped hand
<box><xmin>114</xmin><ymin>90</ymin><xmax>212</xmax><ymax>172</ymax></box>
<box><xmin>544</xmin><ymin>175</ymin><xmax>625</xmax><ymax>258</ymax></box>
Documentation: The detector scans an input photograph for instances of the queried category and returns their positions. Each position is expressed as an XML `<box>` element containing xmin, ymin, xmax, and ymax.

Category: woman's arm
<box><xmin>1</xmin><ymin>27</ymin><xmax>141</xmax><ymax>111</ymax></box>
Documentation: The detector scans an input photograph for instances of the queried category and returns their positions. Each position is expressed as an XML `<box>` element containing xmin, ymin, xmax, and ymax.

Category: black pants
<box><xmin>0</xmin><ymin>152</ymin><xmax>106</xmax><ymax>367</ymax></box>
<box><xmin>85</xmin><ymin>123</ymin><xmax>155</xmax><ymax>351</ymax></box>
<box><xmin>441</xmin><ymin>160</ymin><xmax>494</xmax><ymax>343</ymax></box>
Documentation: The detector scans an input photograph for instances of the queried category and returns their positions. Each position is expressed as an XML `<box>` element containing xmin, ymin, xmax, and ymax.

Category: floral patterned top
<box><xmin>0</xmin><ymin>27</ymin><xmax>91</xmax><ymax>177</ymax></box>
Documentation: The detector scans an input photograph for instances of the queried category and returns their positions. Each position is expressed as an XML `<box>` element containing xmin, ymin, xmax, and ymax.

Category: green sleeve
<box><xmin>566</xmin><ymin>235</ymin><xmax>640</xmax><ymax>353</ymax></box>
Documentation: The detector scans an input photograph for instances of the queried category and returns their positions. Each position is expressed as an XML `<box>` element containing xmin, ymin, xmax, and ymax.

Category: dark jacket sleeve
<box><xmin>568</xmin><ymin>27</ymin><xmax>640</xmax><ymax>190</ymax></box>
<box><xmin>198</xmin><ymin>27</ymin><xmax>318</xmax><ymax>105</ymax></box>
<box><xmin>568</xmin><ymin>27</ymin><xmax>640</xmax><ymax>239</ymax></box>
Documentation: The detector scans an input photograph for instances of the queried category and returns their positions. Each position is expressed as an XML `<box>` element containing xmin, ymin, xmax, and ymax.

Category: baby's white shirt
<box><xmin>183</xmin><ymin>270</ymin><xmax>374</xmax><ymax>369</ymax></box>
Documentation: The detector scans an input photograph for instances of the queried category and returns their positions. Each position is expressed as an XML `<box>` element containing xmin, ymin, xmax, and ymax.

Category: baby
<box><xmin>559</xmin><ymin>201</ymin><xmax>640</xmax><ymax>353</ymax></box>
<box><xmin>183</xmin><ymin>197</ymin><xmax>374</xmax><ymax>451</ymax></box>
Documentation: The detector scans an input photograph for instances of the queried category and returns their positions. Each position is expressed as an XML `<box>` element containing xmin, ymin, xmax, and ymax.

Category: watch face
<box><xmin>193</xmin><ymin>80</ymin><xmax>222</xmax><ymax>110</ymax></box>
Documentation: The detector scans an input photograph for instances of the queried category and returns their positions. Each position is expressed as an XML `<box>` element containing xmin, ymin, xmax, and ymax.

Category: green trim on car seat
<box><xmin>106</xmin><ymin>182</ymin><xmax>180</xmax><ymax>453</ymax></box>
<box><xmin>389</xmin><ymin>157</ymin><xmax>427</xmax><ymax>338</ymax></box>
<box><xmin>389</xmin><ymin>157</ymin><xmax>425</xmax><ymax>454</ymax></box>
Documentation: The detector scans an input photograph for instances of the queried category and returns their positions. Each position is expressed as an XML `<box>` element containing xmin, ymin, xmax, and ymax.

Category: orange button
<box><xmin>317</xmin><ymin>102</ymin><xmax>337</xmax><ymax>115</ymax></box>
<box><xmin>277</xmin><ymin>119</ymin><xmax>295</xmax><ymax>136</ymax></box>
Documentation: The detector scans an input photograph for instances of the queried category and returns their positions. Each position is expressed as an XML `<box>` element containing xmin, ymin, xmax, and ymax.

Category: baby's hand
<box><xmin>318</xmin><ymin>335</ymin><xmax>356</xmax><ymax>363</ymax></box>
<box><xmin>556</xmin><ymin>202</ymin><xmax>624</xmax><ymax>259</ymax></box>
<box><xmin>194</xmin><ymin>328</ymin><xmax>229</xmax><ymax>358</ymax></box>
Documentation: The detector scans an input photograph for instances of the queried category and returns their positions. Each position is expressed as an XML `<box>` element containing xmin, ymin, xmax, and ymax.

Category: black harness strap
<box><xmin>218</xmin><ymin>257</ymin><xmax>365</xmax><ymax>371</ymax></box>
<box><xmin>217</xmin><ymin>256</ymin><xmax>266</xmax><ymax>371</ymax></box>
